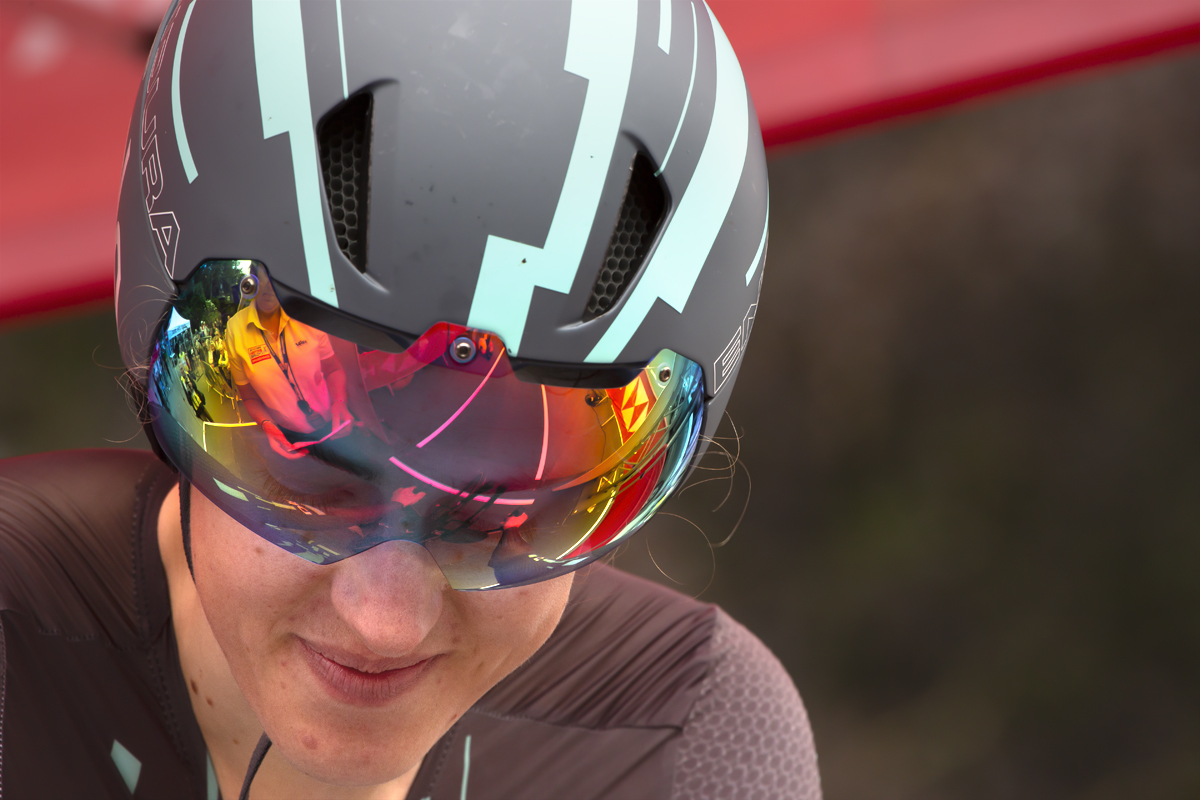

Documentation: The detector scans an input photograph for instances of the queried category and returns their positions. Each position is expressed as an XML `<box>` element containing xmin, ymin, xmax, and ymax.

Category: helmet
<box><xmin>116</xmin><ymin>0</ymin><xmax>768</xmax><ymax>588</ymax></box>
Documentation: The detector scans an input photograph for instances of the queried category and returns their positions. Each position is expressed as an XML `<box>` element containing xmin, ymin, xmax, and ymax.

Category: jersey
<box><xmin>224</xmin><ymin>302</ymin><xmax>336</xmax><ymax>432</ymax></box>
<box><xmin>0</xmin><ymin>450</ymin><xmax>821</xmax><ymax>799</ymax></box>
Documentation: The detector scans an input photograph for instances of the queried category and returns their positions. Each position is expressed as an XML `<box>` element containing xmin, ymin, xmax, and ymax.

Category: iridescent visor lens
<box><xmin>148</xmin><ymin>260</ymin><xmax>705</xmax><ymax>589</ymax></box>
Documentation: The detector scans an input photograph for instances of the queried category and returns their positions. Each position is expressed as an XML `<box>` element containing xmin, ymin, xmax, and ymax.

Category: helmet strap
<box><xmin>179</xmin><ymin>475</ymin><xmax>195</xmax><ymax>580</ymax></box>
<box><xmin>239</xmin><ymin>733</ymin><xmax>272</xmax><ymax>800</ymax></box>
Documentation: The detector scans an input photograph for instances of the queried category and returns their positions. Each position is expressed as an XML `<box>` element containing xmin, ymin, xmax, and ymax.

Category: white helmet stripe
<box><xmin>586</xmin><ymin>2</ymin><xmax>749</xmax><ymax>365</ymax></box>
<box><xmin>252</xmin><ymin>0</ymin><xmax>339</xmax><ymax>308</ymax></box>
<box><xmin>467</xmin><ymin>0</ymin><xmax>639</xmax><ymax>356</ymax></box>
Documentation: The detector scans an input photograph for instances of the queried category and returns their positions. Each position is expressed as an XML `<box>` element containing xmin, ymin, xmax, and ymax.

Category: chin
<box><xmin>271</xmin><ymin>727</ymin><xmax>423</xmax><ymax>788</ymax></box>
<box><xmin>243</xmin><ymin>642</ymin><xmax>450</xmax><ymax>787</ymax></box>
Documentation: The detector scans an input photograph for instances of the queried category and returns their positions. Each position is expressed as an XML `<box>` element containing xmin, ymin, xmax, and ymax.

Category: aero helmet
<box><xmin>116</xmin><ymin>0</ymin><xmax>768</xmax><ymax>589</ymax></box>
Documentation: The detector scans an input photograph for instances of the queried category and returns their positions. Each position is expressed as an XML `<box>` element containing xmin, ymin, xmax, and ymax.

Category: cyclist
<box><xmin>0</xmin><ymin>2</ymin><xmax>819</xmax><ymax>797</ymax></box>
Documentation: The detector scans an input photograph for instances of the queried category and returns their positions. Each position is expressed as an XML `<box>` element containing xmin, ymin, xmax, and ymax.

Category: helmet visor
<box><xmin>148</xmin><ymin>260</ymin><xmax>704</xmax><ymax>589</ymax></box>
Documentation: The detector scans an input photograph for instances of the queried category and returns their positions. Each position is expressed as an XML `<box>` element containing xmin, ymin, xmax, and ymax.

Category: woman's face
<box><xmin>188</xmin><ymin>487</ymin><xmax>573</xmax><ymax>786</ymax></box>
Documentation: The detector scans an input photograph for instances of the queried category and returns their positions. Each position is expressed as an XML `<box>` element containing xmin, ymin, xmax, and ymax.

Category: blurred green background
<box><xmin>3</xmin><ymin>50</ymin><xmax>1198</xmax><ymax>800</ymax></box>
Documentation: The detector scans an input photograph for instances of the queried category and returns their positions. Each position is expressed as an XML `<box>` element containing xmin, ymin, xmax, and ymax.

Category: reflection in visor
<box><xmin>149</xmin><ymin>260</ymin><xmax>705</xmax><ymax>589</ymax></box>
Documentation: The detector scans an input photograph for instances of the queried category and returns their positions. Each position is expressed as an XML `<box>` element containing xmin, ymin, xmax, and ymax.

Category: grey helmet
<box><xmin>116</xmin><ymin>0</ymin><xmax>768</xmax><ymax>469</ymax></box>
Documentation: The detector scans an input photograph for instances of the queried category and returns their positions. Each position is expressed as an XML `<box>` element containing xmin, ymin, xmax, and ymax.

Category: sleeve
<box><xmin>226</xmin><ymin>327</ymin><xmax>248</xmax><ymax>385</ymax></box>
<box><xmin>671</xmin><ymin>610</ymin><xmax>822</xmax><ymax>800</ymax></box>
<box><xmin>313</xmin><ymin>327</ymin><xmax>335</xmax><ymax>361</ymax></box>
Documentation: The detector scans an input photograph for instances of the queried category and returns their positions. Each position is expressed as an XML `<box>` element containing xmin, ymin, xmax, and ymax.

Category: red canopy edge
<box><xmin>758</xmin><ymin>19</ymin><xmax>1200</xmax><ymax>149</ymax></box>
<box><xmin>0</xmin><ymin>277</ymin><xmax>114</xmax><ymax>324</ymax></box>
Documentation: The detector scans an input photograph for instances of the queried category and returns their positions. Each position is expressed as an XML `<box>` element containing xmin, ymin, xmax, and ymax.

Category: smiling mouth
<box><xmin>298</xmin><ymin>639</ymin><xmax>436</xmax><ymax>707</ymax></box>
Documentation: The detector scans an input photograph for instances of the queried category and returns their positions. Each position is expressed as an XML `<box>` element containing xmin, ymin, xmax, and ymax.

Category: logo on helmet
<box><xmin>140</xmin><ymin>1</ymin><xmax>186</xmax><ymax>273</ymax></box>
<box><xmin>714</xmin><ymin>303</ymin><xmax>757</xmax><ymax>395</ymax></box>
<box><xmin>148</xmin><ymin>211</ymin><xmax>181</xmax><ymax>275</ymax></box>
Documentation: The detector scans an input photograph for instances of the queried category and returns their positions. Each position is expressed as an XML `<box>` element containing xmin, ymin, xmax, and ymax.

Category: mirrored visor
<box><xmin>148</xmin><ymin>260</ymin><xmax>705</xmax><ymax>589</ymax></box>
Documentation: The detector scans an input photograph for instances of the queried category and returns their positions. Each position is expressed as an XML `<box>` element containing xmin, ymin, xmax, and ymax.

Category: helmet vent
<box><xmin>319</xmin><ymin>94</ymin><xmax>372</xmax><ymax>272</ymax></box>
<box><xmin>583</xmin><ymin>154</ymin><xmax>665</xmax><ymax>321</ymax></box>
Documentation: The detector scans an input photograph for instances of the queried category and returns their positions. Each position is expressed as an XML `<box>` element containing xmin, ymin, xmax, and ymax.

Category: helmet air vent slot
<box><xmin>583</xmin><ymin>153</ymin><xmax>665</xmax><ymax>321</ymax></box>
<box><xmin>318</xmin><ymin>93</ymin><xmax>372</xmax><ymax>273</ymax></box>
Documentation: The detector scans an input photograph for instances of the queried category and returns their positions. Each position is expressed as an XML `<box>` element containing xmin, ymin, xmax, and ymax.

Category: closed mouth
<box><xmin>298</xmin><ymin>638</ymin><xmax>436</xmax><ymax>706</ymax></box>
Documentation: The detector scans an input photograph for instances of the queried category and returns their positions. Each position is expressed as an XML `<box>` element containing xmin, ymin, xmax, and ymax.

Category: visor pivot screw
<box><xmin>450</xmin><ymin>336</ymin><xmax>477</xmax><ymax>364</ymax></box>
<box><xmin>585</xmin><ymin>391</ymin><xmax>603</xmax><ymax>407</ymax></box>
<box><xmin>657</xmin><ymin>366</ymin><xmax>672</xmax><ymax>383</ymax></box>
<box><xmin>239</xmin><ymin>275</ymin><xmax>259</xmax><ymax>298</ymax></box>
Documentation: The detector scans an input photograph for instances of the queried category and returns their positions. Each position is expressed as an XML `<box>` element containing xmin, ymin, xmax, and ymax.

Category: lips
<box><xmin>299</xmin><ymin>638</ymin><xmax>435</xmax><ymax>707</ymax></box>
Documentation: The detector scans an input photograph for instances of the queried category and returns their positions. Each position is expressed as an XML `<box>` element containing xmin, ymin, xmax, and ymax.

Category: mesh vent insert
<box><xmin>319</xmin><ymin>94</ymin><xmax>372</xmax><ymax>272</ymax></box>
<box><xmin>583</xmin><ymin>154</ymin><xmax>666</xmax><ymax>321</ymax></box>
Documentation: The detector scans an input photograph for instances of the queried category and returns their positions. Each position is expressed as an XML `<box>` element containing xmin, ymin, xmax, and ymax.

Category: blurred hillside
<box><xmin>2</xmin><ymin>48</ymin><xmax>1198</xmax><ymax>800</ymax></box>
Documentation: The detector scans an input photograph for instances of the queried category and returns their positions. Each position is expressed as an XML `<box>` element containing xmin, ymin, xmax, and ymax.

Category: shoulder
<box><xmin>671</xmin><ymin>609</ymin><xmax>823</xmax><ymax>800</ymax></box>
<box><xmin>0</xmin><ymin>449</ymin><xmax>176</xmax><ymax>645</ymax></box>
<box><xmin>423</xmin><ymin>566</ymin><xmax>822</xmax><ymax>799</ymax></box>
<box><xmin>227</xmin><ymin>305</ymin><xmax>252</xmax><ymax>328</ymax></box>
<box><xmin>225</xmin><ymin>309</ymin><xmax>251</xmax><ymax>344</ymax></box>
<box><xmin>292</xmin><ymin>319</ymin><xmax>333</xmax><ymax>350</ymax></box>
<box><xmin>410</xmin><ymin>567</ymin><xmax>721</xmax><ymax>798</ymax></box>
<box><xmin>290</xmin><ymin>318</ymin><xmax>326</xmax><ymax>338</ymax></box>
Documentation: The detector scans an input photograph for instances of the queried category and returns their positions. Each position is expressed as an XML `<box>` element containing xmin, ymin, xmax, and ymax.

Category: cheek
<box><xmin>190</xmin><ymin>493</ymin><xmax>323</xmax><ymax>682</ymax></box>
<box><xmin>453</xmin><ymin>575</ymin><xmax>574</xmax><ymax>681</ymax></box>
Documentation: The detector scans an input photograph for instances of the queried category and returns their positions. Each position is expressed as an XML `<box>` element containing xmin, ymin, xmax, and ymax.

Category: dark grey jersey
<box><xmin>0</xmin><ymin>450</ymin><xmax>819</xmax><ymax>799</ymax></box>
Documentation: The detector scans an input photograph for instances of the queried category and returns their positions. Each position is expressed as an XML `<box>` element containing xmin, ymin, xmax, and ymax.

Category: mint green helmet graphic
<box><xmin>468</xmin><ymin>0</ymin><xmax>638</xmax><ymax>356</ymax></box>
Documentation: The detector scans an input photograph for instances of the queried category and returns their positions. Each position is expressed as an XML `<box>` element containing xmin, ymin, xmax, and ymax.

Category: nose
<box><xmin>328</xmin><ymin>540</ymin><xmax>447</xmax><ymax>657</ymax></box>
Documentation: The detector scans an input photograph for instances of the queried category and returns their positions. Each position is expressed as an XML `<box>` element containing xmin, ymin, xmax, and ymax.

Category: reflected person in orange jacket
<box><xmin>225</xmin><ymin>278</ymin><xmax>353</xmax><ymax>460</ymax></box>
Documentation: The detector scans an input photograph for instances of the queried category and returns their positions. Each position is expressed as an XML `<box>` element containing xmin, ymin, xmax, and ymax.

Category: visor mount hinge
<box><xmin>451</xmin><ymin>336</ymin><xmax>477</xmax><ymax>364</ymax></box>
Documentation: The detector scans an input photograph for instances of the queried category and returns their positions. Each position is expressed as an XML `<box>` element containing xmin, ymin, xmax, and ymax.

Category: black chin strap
<box><xmin>179</xmin><ymin>476</ymin><xmax>195</xmax><ymax>579</ymax></box>
<box><xmin>238</xmin><ymin>733</ymin><xmax>273</xmax><ymax>800</ymax></box>
<box><xmin>179</xmin><ymin>478</ymin><xmax>273</xmax><ymax>797</ymax></box>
